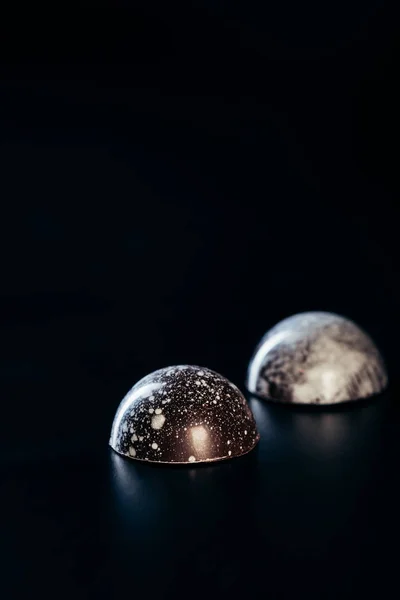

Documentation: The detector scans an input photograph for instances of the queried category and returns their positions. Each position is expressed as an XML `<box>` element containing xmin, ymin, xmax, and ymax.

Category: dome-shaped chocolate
<box><xmin>246</xmin><ymin>312</ymin><xmax>388</xmax><ymax>405</ymax></box>
<box><xmin>110</xmin><ymin>365</ymin><xmax>259</xmax><ymax>464</ymax></box>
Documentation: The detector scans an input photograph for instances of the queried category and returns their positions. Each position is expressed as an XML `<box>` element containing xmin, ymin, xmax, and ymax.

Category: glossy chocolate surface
<box><xmin>110</xmin><ymin>365</ymin><xmax>259</xmax><ymax>463</ymax></box>
<box><xmin>246</xmin><ymin>312</ymin><xmax>388</xmax><ymax>405</ymax></box>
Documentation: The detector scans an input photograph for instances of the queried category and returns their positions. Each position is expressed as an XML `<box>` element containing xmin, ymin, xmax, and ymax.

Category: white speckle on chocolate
<box><xmin>109</xmin><ymin>365</ymin><xmax>260</xmax><ymax>464</ymax></box>
<box><xmin>246</xmin><ymin>311</ymin><xmax>388</xmax><ymax>405</ymax></box>
<box><xmin>151</xmin><ymin>414</ymin><xmax>166</xmax><ymax>430</ymax></box>
<box><xmin>129</xmin><ymin>446</ymin><xmax>136</xmax><ymax>457</ymax></box>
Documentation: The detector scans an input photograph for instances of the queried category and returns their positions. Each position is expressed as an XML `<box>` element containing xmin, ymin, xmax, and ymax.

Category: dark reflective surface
<box><xmin>2</xmin><ymin>382</ymin><xmax>399</xmax><ymax>599</ymax></box>
<box><xmin>104</xmin><ymin>389</ymin><xmax>400</xmax><ymax>599</ymax></box>
<box><xmin>108</xmin><ymin>450</ymin><xmax>261</xmax><ymax>597</ymax></box>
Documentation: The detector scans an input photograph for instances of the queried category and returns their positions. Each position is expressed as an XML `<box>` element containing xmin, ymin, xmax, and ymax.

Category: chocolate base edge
<box><xmin>109</xmin><ymin>433</ymin><xmax>260</xmax><ymax>465</ymax></box>
<box><xmin>246</xmin><ymin>384</ymin><xmax>388</xmax><ymax>407</ymax></box>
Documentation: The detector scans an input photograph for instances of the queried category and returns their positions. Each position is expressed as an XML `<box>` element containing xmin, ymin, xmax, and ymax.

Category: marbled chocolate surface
<box><xmin>110</xmin><ymin>365</ymin><xmax>259</xmax><ymax>463</ymax></box>
<box><xmin>246</xmin><ymin>312</ymin><xmax>388</xmax><ymax>405</ymax></box>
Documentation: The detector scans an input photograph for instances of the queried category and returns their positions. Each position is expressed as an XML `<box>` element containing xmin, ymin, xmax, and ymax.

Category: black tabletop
<box><xmin>1</xmin><ymin>364</ymin><xmax>400</xmax><ymax>600</ymax></box>
<box><xmin>1</xmin><ymin>4</ymin><xmax>399</xmax><ymax>598</ymax></box>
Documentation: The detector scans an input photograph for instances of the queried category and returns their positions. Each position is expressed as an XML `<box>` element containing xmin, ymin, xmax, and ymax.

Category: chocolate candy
<box><xmin>110</xmin><ymin>365</ymin><xmax>260</xmax><ymax>464</ymax></box>
<box><xmin>246</xmin><ymin>312</ymin><xmax>388</xmax><ymax>405</ymax></box>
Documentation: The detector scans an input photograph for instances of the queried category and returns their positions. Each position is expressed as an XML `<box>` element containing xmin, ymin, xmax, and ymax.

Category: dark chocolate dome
<box><xmin>110</xmin><ymin>365</ymin><xmax>259</xmax><ymax>463</ymax></box>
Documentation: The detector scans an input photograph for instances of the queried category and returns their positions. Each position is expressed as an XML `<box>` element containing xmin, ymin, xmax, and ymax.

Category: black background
<box><xmin>1</xmin><ymin>3</ymin><xmax>399</xmax><ymax>599</ymax></box>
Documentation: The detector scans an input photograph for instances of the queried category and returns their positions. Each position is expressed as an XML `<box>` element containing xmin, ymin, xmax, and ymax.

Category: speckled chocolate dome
<box><xmin>110</xmin><ymin>365</ymin><xmax>260</xmax><ymax>464</ymax></box>
<box><xmin>246</xmin><ymin>312</ymin><xmax>388</xmax><ymax>405</ymax></box>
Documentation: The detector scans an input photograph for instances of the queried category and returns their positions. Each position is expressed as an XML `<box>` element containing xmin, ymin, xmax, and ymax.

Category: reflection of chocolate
<box><xmin>110</xmin><ymin>365</ymin><xmax>259</xmax><ymax>464</ymax></box>
<box><xmin>246</xmin><ymin>312</ymin><xmax>388</xmax><ymax>405</ymax></box>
